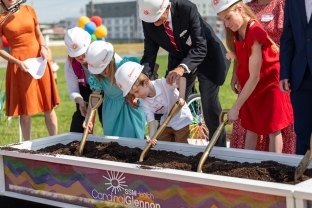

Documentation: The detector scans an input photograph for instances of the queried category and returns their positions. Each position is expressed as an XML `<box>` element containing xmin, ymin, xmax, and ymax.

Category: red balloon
<box><xmin>2</xmin><ymin>35</ymin><xmax>9</xmax><ymax>48</ymax></box>
<box><xmin>90</xmin><ymin>16</ymin><xmax>103</xmax><ymax>27</ymax></box>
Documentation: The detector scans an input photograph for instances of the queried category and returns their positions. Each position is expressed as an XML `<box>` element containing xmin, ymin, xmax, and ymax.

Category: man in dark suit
<box><xmin>138</xmin><ymin>0</ymin><xmax>230</xmax><ymax>146</ymax></box>
<box><xmin>280</xmin><ymin>0</ymin><xmax>312</xmax><ymax>155</ymax></box>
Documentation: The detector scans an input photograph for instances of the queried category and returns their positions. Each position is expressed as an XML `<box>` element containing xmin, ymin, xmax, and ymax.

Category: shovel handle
<box><xmin>78</xmin><ymin>93</ymin><xmax>103</xmax><ymax>156</ymax></box>
<box><xmin>197</xmin><ymin>110</ymin><xmax>229</xmax><ymax>173</ymax></box>
<box><xmin>294</xmin><ymin>134</ymin><xmax>312</xmax><ymax>181</ymax></box>
<box><xmin>139</xmin><ymin>101</ymin><xmax>183</xmax><ymax>162</ymax></box>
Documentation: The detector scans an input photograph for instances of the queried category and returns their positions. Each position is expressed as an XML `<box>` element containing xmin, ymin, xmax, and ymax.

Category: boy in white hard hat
<box><xmin>137</xmin><ymin>0</ymin><xmax>230</xmax><ymax>147</ymax></box>
<box><xmin>115</xmin><ymin>62</ymin><xmax>193</xmax><ymax>145</ymax></box>
<box><xmin>64</xmin><ymin>27</ymin><xmax>103</xmax><ymax>133</ymax></box>
<box><xmin>85</xmin><ymin>41</ymin><xmax>146</xmax><ymax>139</ymax></box>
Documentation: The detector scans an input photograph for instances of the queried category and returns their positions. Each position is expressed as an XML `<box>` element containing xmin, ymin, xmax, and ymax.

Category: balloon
<box><xmin>90</xmin><ymin>16</ymin><xmax>102</xmax><ymax>27</ymax></box>
<box><xmin>2</xmin><ymin>35</ymin><xmax>9</xmax><ymax>48</ymax></box>
<box><xmin>91</xmin><ymin>34</ymin><xmax>97</xmax><ymax>41</ymax></box>
<box><xmin>94</xmin><ymin>25</ymin><xmax>108</xmax><ymax>39</ymax></box>
<box><xmin>84</xmin><ymin>21</ymin><xmax>96</xmax><ymax>35</ymax></box>
<box><xmin>77</xmin><ymin>16</ymin><xmax>90</xmax><ymax>28</ymax></box>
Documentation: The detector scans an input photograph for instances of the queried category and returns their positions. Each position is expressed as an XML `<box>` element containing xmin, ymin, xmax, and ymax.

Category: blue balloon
<box><xmin>84</xmin><ymin>21</ymin><xmax>96</xmax><ymax>34</ymax></box>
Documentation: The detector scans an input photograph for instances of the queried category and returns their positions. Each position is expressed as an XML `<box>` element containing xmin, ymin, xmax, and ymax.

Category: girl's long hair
<box><xmin>224</xmin><ymin>2</ymin><xmax>258</xmax><ymax>53</ymax></box>
<box><xmin>224</xmin><ymin>1</ymin><xmax>279</xmax><ymax>54</ymax></box>
<box><xmin>96</xmin><ymin>56</ymin><xmax>116</xmax><ymax>85</ymax></box>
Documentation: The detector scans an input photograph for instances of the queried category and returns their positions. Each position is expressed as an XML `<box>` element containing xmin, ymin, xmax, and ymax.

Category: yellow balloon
<box><xmin>78</xmin><ymin>16</ymin><xmax>90</xmax><ymax>28</ymax></box>
<box><xmin>94</xmin><ymin>25</ymin><xmax>108</xmax><ymax>38</ymax></box>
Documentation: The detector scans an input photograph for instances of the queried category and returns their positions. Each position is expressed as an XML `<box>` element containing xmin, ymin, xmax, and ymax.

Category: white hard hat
<box><xmin>64</xmin><ymin>27</ymin><xmax>91</xmax><ymax>58</ymax></box>
<box><xmin>138</xmin><ymin>0</ymin><xmax>170</xmax><ymax>23</ymax></box>
<box><xmin>115</xmin><ymin>62</ymin><xmax>144</xmax><ymax>97</ymax></box>
<box><xmin>211</xmin><ymin>0</ymin><xmax>240</xmax><ymax>14</ymax></box>
<box><xmin>86</xmin><ymin>41</ymin><xmax>114</xmax><ymax>74</ymax></box>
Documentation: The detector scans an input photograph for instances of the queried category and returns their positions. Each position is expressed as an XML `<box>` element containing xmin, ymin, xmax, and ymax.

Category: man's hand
<box><xmin>280</xmin><ymin>79</ymin><xmax>290</xmax><ymax>92</ymax></box>
<box><xmin>166</xmin><ymin>66</ymin><xmax>184</xmax><ymax>85</ymax></box>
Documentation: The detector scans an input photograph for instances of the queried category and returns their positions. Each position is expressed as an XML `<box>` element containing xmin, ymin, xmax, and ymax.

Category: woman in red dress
<box><xmin>213</xmin><ymin>0</ymin><xmax>294</xmax><ymax>153</ymax></box>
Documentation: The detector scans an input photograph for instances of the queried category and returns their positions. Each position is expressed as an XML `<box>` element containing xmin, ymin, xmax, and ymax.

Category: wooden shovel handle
<box><xmin>78</xmin><ymin>93</ymin><xmax>103</xmax><ymax>156</ymax></box>
<box><xmin>139</xmin><ymin>101</ymin><xmax>183</xmax><ymax>162</ymax></box>
<box><xmin>197</xmin><ymin>110</ymin><xmax>229</xmax><ymax>173</ymax></box>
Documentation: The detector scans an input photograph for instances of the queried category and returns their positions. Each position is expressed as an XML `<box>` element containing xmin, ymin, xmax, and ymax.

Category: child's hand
<box><xmin>126</xmin><ymin>94</ymin><xmax>138</xmax><ymax>109</ymax></box>
<box><xmin>83</xmin><ymin>120</ymin><xmax>94</xmax><ymax>133</ymax></box>
<box><xmin>228</xmin><ymin>108</ymin><xmax>239</xmax><ymax>123</ymax></box>
<box><xmin>178</xmin><ymin>98</ymin><xmax>185</xmax><ymax>106</ymax></box>
<box><xmin>226</xmin><ymin>52</ymin><xmax>236</xmax><ymax>60</ymax></box>
<box><xmin>230</xmin><ymin>75</ymin><xmax>239</xmax><ymax>94</ymax></box>
<box><xmin>146</xmin><ymin>138</ymin><xmax>157</xmax><ymax>147</ymax></box>
<box><xmin>78</xmin><ymin>100</ymin><xmax>87</xmax><ymax>117</ymax></box>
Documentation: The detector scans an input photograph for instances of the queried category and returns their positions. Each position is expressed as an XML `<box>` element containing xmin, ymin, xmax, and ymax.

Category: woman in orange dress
<box><xmin>0</xmin><ymin>0</ymin><xmax>60</xmax><ymax>141</ymax></box>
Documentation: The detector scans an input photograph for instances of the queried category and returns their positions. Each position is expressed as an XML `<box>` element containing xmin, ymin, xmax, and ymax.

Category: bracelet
<box><xmin>41</xmin><ymin>45</ymin><xmax>48</xmax><ymax>49</ymax></box>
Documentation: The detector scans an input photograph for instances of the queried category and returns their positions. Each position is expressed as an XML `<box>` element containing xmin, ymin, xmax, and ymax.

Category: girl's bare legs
<box><xmin>44</xmin><ymin>109</ymin><xmax>58</xmax><ymax>136</ymax></box>
<box><xmin>269</xmin><ymin>130</ymin><xmax>283</xmax><ymax>153</ymax></box>
<box><xmin>245</xmin><ymin>130</ymin><xmax>257</xmax><ymax>150</ymax></box>
<box><xmin>20</xmin><ymin>115</ymin><xmax>31</xmax><ymax>141</ymax></box>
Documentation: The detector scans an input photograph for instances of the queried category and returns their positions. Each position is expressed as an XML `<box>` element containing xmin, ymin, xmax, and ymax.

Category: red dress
<box><xmin>247</xmin><ymin>0</ymin><xmax>285</xmax><ymax>45</ymax></box>
<box><xmin>230</xmin><ymin>21</ymin><xmax>295</xmax><ymax>152</ymax></box>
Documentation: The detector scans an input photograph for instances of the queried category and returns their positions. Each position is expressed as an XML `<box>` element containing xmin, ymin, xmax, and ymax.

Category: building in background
<box><xmin>86</xmin><ymin>0</ymin><xmax>142</xmax><ymax>42</ymax></box>
<box><xmin>85</xmin><ymin>0</ymin><xmax>224</xmax><ymax>42</ymax></box>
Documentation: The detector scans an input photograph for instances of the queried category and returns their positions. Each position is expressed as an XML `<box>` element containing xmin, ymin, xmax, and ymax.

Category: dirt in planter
<box><xmin>2</xmin><ymin>140</ymin><xmax>312</xmax><ymax>184</ymax></box>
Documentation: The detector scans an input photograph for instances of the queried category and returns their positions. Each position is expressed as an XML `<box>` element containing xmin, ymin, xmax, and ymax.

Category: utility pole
<box><xmin>90</xmin><ymin>0</ymin><xmax>95</xmax><ymax>16</ymax></box>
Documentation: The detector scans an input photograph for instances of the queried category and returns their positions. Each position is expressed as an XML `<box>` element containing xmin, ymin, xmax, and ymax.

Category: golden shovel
<box><xmin>78</xmin><ymin>92</ymin><xmax>103</xmax><ymax>156</ymax></box>
<box><xmin>294</xmin><ymin>134</ymin><xmax>312</xmax><ymax>181</ymax></box>
<box><xmin>197</xmin><ymin>110</ymin><xmax>229</xmax><ymax>172</ymax></box>
<box><xmin>139</xmin><ymin>100</ymin><xmax>183</xmax><ymax>162</ymax></box>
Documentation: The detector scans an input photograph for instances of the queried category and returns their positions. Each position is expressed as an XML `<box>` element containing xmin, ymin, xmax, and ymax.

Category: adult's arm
<box><xmin>179</xmin><ymin>2</ymin><xmax>207</xmax><ymax>71</ymax></box>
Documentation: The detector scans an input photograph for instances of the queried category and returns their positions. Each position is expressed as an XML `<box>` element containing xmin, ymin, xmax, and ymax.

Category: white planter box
<box><xmin>0</xmin><ymin>133</ymin><xmax>311</xmax><ymax>208</ymax></box>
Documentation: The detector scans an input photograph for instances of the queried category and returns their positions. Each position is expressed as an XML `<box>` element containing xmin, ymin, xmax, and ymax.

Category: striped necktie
<box><xmin>164</xmin><ymin>21</ymin><xmax>178</xmax><ymax>50</ymax></box>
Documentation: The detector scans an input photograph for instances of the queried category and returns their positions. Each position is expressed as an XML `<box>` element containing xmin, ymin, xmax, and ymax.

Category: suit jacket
<box><xmin>280</xmin><ymin>0</ymin><xmax>312</xmax><ymax>91</ymax></box>
<box><xmin>140</xmin><ymin>0</ymin><xmax>229</xmax><ymax>86</ymax></box>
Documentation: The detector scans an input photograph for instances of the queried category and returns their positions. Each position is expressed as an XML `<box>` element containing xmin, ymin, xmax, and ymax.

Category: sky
<box><xmin>27</xmin><ymin>0</ymin><xmax>90</xmax><ymax>23</ymax></box>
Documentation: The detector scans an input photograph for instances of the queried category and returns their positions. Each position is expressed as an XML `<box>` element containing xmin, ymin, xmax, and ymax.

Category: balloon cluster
<box><xmin>78</xmin><ymin>16</ymin><xmax>108</xmax><ymax>41</ymax></box>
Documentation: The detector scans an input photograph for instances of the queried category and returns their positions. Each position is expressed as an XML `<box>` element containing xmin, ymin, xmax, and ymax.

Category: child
<box><xmin>64</xmin><ymin>27</ymin><xmax>102</xmax><ymax>133</ymax></box>
<box><xmin>85</xmin><ymin>41</ymin><xmax>146</xmax><ymax>139</ymax></box>
<box><xmin>115</xmin><ymin>61</ymin><xmax>193</xmax><ymax>145</ymax></box>
<box><xmin>212</xmin><ymin>0</ymin><xmax>294</xmax><ymax>153</ymax></box>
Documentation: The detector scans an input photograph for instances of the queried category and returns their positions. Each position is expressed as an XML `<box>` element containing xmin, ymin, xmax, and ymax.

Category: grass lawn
<box><xmin>0</xmin><ymin>45</ymin><xmax>236</xmax><ymax>146</ymax></box>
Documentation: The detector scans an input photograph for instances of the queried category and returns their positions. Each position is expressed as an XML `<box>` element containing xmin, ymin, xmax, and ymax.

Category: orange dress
<box><xmin>0</xmin><ymin>5</ymin><xmax>59</xmax><ymax>116</ymax></box>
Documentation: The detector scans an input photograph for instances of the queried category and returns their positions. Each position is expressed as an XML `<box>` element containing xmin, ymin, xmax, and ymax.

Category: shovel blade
<box><xmin>294</xmin><ymin>150</ymin><xmax>312</xmax><ymax>181</ymax></box>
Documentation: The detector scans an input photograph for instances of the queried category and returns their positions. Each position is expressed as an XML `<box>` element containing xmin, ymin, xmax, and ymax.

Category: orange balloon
<box><xmin>77</xmin><ymin>16</ymin><xmax>90</xmax><ymax>28</ymax></box>
<box><xmin>94</xmin><ymin>25</ymin><xmax>108</xmax><ymax>38</ymax></box>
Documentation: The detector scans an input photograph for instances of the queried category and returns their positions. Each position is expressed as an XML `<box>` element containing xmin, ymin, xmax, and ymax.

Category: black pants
<box><xmin>291</xmin><ymin>69</ymin><xmax>312</xmax><ymax>155</ymax></box>
<box><xmin>197</xmin><ymin>72</ymin><xmax>226</xmax><ymax>147</ymax></box>
<box><xmin>70</xmin><ymin>85</ymin><xmax>103</xmax><ymax>133</ymax></box>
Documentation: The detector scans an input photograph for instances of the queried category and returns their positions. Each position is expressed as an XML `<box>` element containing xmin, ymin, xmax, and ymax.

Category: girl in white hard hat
<box><xmin>115</xmin><ymin>62</ymin><xmax>193</xmax><ymax>145</ymax></box>
<box><xmin>64</xmin><ymin>27</ymin><xmax>103</xmax><ymax>133</ymax></box>
<box><xmin>212</xmin><ymin>0</ymin><xmax>294</xmax><ymax>153</ymax></box>
<box><xmin>85</xmin><ymin>41</ymin><xmax>146</xmax><ymax>139</ymax></box>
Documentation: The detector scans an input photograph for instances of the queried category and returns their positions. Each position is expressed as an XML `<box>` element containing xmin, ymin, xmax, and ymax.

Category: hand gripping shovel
<box><xmin>197</xmin><ymin>111</ymin><xmax>229</xmax><ymax>172</ymax></box>
<box><xmin>294</xmin><ymin>134</ymin><xmax>312</xmax><ymax>181</ymax></box>
<box><xmin>139</xmin><ymin>101</ymin><xmax>183</xmax><ymax>162</ymax></box>
<box><xmin>78</xmin><ymin>93</ymin><xmax>103</xmax><ymax>156</ymax></box>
